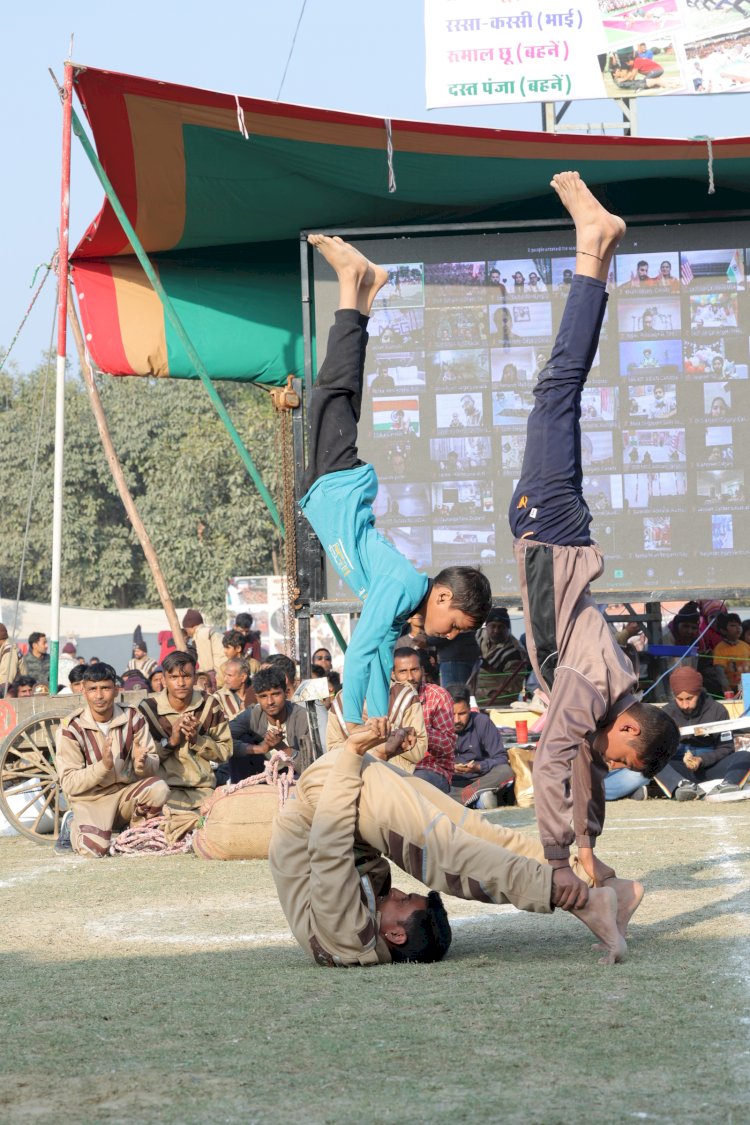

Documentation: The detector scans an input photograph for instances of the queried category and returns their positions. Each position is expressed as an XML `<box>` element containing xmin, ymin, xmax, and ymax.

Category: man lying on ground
<box><xmin>300</xmin><ymin>235</ymin><xmax>491</xmax><ymax>730</ymax></box>
<box><xmin>509</xmin><ymin>172</ymin><xmax>679</xmax><ymax>907</ymax></box>
<box><xmin>270</xmin><ymin>720</ymin><xmax>641</xmax><ymax>967</ymax></box>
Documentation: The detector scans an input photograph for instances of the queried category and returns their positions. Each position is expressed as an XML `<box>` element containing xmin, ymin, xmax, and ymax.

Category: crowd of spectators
<box><xmin>6</xmin><ymin>594</ymin><xmax>749</xmax><ymax>858</ymax></box>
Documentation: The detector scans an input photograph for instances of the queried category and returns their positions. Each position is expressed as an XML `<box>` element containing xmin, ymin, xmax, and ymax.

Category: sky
<box><xmin>4</xmin><ymin>0</ymin><xmax>750</xmax><ymax>373</ymax></box>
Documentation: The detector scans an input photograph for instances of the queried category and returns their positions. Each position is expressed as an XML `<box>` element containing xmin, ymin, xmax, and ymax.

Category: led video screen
<box><xmin>311</xmin><ymin>221</ymin><xmax>750</xmax><ymax>601</ymax></box>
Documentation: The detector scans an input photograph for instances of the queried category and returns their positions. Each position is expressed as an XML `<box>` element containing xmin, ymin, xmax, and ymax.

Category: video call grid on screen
<box><xmin>310</xmin><ymin>221</ymin><xmax>750</xmax><ymax>601</ymax></box>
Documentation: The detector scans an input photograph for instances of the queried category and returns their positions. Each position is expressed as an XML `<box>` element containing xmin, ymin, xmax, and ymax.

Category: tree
<box><xmin>0</xmin><ymin>355</ymin><xmax>283</xmax><ymax>621</ymax></box>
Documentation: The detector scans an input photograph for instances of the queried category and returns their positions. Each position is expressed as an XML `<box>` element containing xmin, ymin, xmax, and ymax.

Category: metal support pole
<box><xmin>68</xmin><ymin>100</ymin><xmax>285</xmax><ymax>540</ymax></box>
<box><xmin>50</xmin><ymin>61</ymin><xmax>74</xmax><ymax>695</ymax></box>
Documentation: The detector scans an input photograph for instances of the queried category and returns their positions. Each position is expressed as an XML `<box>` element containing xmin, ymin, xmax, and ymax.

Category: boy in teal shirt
<box><xmin>300</xmin><ymin>236</ymin><xmax>491</xmax><ymax>727</ymax></box>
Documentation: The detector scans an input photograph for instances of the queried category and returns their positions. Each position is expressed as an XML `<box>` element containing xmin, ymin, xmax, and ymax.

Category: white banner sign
<box><xmin>426</xmin><ymin>0</ymin><xmax>750</xmax><ymax>107</ymax></box>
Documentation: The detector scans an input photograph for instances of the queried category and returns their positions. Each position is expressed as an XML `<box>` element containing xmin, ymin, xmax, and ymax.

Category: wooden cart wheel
<box><xmin>0</xmin><ymin>709</ymin><xmax>69</xmax><ymax>844</ymax></box>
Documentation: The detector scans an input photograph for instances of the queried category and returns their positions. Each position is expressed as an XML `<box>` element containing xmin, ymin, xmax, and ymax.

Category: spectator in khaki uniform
<box><xmin>212</xmin><ymin>658</ymin><xmax>256</xmax><ymax>721</ymax></box>
<box><xmin>181</xmin><ymin>609</ymin><xmax>226</xmax><ymax>689</ymax></box>
<box><xmin>326</xmin><ymin>680</ymin><xmax>427</xmax><ymax>772</ymax></box>
<box><xmin>269</xmin><ymin>721</ymin><xmax>631</xmax><ymax>967</ymax></box>
<box><xmin>138</xmin><ymin>650</ymin><xmax>232</xmax><ymax>810</ymax></box>
<box><xmin>0</xmin><ymin>624</ymin><xmax>25</xmax><ymax>696</ymax></box>
<box><xmin>392</xmin><ymin>647</ymin><xmax>455</xmax><ymax>792</ymax></box>
<box><xmin>55</xmin><ymin>662</ymin><xmax>169</xmax><ymax>857</ymax></box>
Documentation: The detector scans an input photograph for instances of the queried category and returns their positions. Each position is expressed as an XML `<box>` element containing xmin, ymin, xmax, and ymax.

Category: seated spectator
<box><xmin>474</xmin><ymin>608</ymin><xmax>528</xmax><ymax>707</ymax></box>
<box><xmin>326</xmin><ymin>680</ymin><xmax>427</xmax><ymax>773</ymax></box>
<box><xmin>58</xmin><ymin>642</ymin><xmax>79</xmax><ymax>689</ymax></box>
<box><xmin>13</xmin><ymin>675</ymin><xmax>37</xmax><ymax>697</ymax></box>
<box><xmin>139</xmin><ymin>650</ymin><xmax>231</xmax><ymax>810</ymax></box>
<box><xmin>221</xmin><ymin>628</ymin><xmax>259</xmax><ymax>685</ymax></box>
<box><xmin>225</xmin><ymin>666</ymin><xmax>312</xmax><ymax>784</ymax></box>
<box><xmin>195</xmin><ymin>672</ymin><xmax>212</xmax><ymax>693</ymax></box>
<box><xmin>60</xmin><ymin>663</ymin><xmax>87</xmax><ymax>695</ymax></box>
<box><xmin>449</xmin><ymin>685</ymin><xmax>514</xmax><ymax>809</ymax></box>
<box><xmin>312</xmin><ymin>647</ymin><xmax>333</xmax><ymax>673</ymax></box>
<box><xmin>604</xmin><ymin>668</ymin><xmax>750</xmax><ymax>803</ymax></box>
<box><xmin>711</xmin><ymin>613</ymin><xmax>750</xmax><ymax>695</ymax></box>
<box><xmin>119</xmin><ymin>669</ymin><xmax>150</xmax><ymax>693</ymax></box>
<box><xmin>148</xmin><ymin>668</ymin><xmax>166</xmax><ymax>693</ymax></box>
<box><xmin>398</xmin><ymin>613</ymin><xmax>429</xmax><ymax>651</ymax></box>
<box><xmin>261</xmin><ymin>653</ymin><xmax>298</xmax><ymax>698</ymax></box>
<box><xmin>128</xmin><ymin>627</ymin><xmax>157</xmax><ymax>680</ymax></box>
<box><xmin>25</xmin><ymin>631</ymin><xmax>50</xmax><ymax>688</ymax></box>
<box><xmin>234</xmin><ymin>612</ymin><xmax>262</xmax><ymax>662</ymax></box>
<box><xmin>326</xmin><ymin>670</ymin><xmax>342</xmax><ymax>701</ymax></box>
<box><xmin>0</xmin><ymin>624</ymin><xmax>25</xmax><ymax>696</ymax></box>
<box><xmin>55</xmin><ymin>662</ymin><xmax>169</xmax><ymax>856</ymax></box>
<box><xmin>427</xmin><ymin>627</ymin><xmax>480</xmax><ymax>690</ymax></box>
<box><xmin>181</xmin><ymin>609</ymin><xmax>226</xmax><ymax>689</ymax></box>
<box><xmin>213</xmin><ymin>658</ymin><xmax>257</xmax><ymax>720</ymax></box>
<box><xmin>393</xmin><ymin>647</ymin><xmax>455</xmax><ymax>793</ymax></box>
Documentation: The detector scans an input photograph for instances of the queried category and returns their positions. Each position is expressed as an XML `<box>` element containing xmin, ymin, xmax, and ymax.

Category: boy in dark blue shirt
<box><xmin>300</xmin><ymin>236</ymin><xmax>491</xmax><ymax>728</ymax></box>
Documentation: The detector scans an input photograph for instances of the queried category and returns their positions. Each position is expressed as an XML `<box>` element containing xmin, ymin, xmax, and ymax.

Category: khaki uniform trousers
<box><xmin>71</xmin><ymin>776</ymin><xmax>170</xmax><ymax>857</ymax></box>
<box><xmin>297</xmin><ymin>751</ymin><xmax>593</xmax><ymax>914</ymax></box>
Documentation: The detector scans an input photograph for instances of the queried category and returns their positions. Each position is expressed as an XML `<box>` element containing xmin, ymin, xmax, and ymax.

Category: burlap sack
<box><xmin>507</xmin><ymin>745</ymin><xmax>535</xmax><ymax>808</ymax></box>
<box><xmin>192</xmin><ymin>786</ymin><xmax>279</xmax><ymax>860</ymax></box>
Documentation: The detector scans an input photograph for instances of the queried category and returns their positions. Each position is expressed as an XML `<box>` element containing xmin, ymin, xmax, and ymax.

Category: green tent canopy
<box><xmin>69</xmin><ymin>65</ymin><xmax>750</xmax><ymax>386</ymax></box>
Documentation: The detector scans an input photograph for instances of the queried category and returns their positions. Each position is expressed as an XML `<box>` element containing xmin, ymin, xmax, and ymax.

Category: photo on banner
<box><xmin>425</xmin><ymin>0</ymin><xmax>750</xmax><ymax>107</ymax></box>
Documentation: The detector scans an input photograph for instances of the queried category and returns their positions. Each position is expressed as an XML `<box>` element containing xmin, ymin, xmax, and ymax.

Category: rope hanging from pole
<box><xmin>270</xmin><ymin>377</ymin><xmax>301</xmax><ymax>662</ymax></box>
<box><xmin>0</xmin><ymin>253</ymin><xmax>57</xmax><ymax>375</ymax></box>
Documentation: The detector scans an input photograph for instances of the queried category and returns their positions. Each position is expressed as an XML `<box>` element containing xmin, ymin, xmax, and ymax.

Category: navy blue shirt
<box><xmin>454</xmin><ymin>711</ymin><xmax>507</xmax><ymax>777</ymax></box>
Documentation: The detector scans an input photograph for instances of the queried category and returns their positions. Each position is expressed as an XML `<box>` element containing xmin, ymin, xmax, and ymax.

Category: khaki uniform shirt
<box><xmin>269</xmin><ymin>748</ymin><xmax>393</xmax><ymax>967</ymax></box>
<box><xmin>138</xmin><ymin>690</ymin><xmax>232</xmax><ymax>792</ymax></box>
<box><xmin>325</xmin><ymin>682</ymin><xmax>427</xmax><ymax>773</ymax></box>
<box><xmin>56</xmin><ymin>703</ymin><xmax>160</xmax><ymax>799</ymax></box>
<box><xmin>0</xmin><ymin>641</ymin><xmax>24</xmax><ymax>692</ymax></box>
<box><xmin>194</xmin><ymin>625</ymin><xmax>227</xmax><ymax>686</ymax></box>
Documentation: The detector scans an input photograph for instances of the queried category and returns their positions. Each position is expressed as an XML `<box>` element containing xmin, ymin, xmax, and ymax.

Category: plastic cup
<box><xmin>515</xmin><ymin>719</ymin><xmax>528</xmax><ymax>744</ymax></box>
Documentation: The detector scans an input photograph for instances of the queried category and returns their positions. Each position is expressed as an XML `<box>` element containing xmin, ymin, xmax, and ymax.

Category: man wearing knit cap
<box><xmin>181</xmin><ymin>609</ymin><xmax>226</xmax><ymax>689</ymax></box>
<box><xmin>662</xmin><ymin>667</ymin><xmax>750</xmax><ymax>803</ymax></box>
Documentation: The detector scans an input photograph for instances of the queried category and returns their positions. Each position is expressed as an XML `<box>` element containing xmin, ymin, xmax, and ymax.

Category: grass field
<box><xmin>2</xmin><ymin>799</ymin><xmax>749</xmax><ymax>1125</ymax></box>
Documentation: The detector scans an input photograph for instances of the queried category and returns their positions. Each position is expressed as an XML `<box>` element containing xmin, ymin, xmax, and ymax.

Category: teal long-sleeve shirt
<box><xmin>300</xmin><ymin>463</ymin><xmax>429</xmax><ymax>725</ymax></box>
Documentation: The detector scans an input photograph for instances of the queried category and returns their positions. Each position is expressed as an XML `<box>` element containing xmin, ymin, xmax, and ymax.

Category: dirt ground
<box><xmin>2</xmin><ymin>799</ymin><xmax>749</xmax><ymax>1125</ymax></box>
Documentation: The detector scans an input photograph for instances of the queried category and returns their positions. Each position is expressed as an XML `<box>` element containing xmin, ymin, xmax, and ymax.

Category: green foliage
<box><xmin>0</xmin><ymin>356</ymin><xmax>282</xmax><ymax>619</ymax></box>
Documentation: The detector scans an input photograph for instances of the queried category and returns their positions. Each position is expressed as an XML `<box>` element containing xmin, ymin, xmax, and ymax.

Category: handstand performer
<box><xmin>300</xmin><ymin>237</ymin><xmax>491</xmax><ymax>729</ymax></box>
<box><xmin>270</xmin><ymin>720</ymin><xmax>630</xmax><ymax>967</ymax></box>
<box><xmin>509</xmin><ymin>172</ymin><xmax>679</xmax><ymax>910</ymax></box>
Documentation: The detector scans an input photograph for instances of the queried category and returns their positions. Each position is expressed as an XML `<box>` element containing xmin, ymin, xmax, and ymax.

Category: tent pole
<box><xmin>68</xmin><ymin>103</ymin><xmax>284</xmax><ymax>540</ymax></box>
<box><xmin>50</xmin><ymin>61</ymin><xmax>74</xmax><ymax>695</ymax></box>
<box><xmin>67</xmin><ymin>283</ymin><xmax>187</xmax><ymax>652</ymax></box>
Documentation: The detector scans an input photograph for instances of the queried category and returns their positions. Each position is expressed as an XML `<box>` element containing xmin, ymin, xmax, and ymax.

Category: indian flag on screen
<box><xmin>372</xmin><ymin>397</ymin><xmax>420</xmax><ymax>435</ymax></box>
<box><xmin>681</xmin><ymin>258</ymin><xmax>693</xmax><ymax>285</ymax></box>
<box><xmin>726</xmin><ymin>248</ymin><xmax>744</xmax><ymax>286</ymax></box>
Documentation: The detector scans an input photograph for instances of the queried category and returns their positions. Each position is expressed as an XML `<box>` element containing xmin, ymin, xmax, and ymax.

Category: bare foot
<box><xmin>592</xmin><ymin>878</ymin><xmax>644</xmax><ymax>945</ymax></box>
<box><xmin>330</xmin><ymin>236</ymin><xmax>389</xmax><ymax>315</ymax></box>
<box><xmin>550</xmin><ymin>171</ymin><xmax>626</xmax><ymax>262</ymax></box>
<box><xmin>573</xmin><ymin>886</ymin><xmax>628</xmax><ymax>965</ymax></box>
<box><xmin>308</xmin><ymin>234</ymin><xmax>368</xmax><ymax>285</ymax></box>
<box><xmin>308</xmin><ymin>235</ymin><xmax>388</xmax><ymax>314</ymax></box>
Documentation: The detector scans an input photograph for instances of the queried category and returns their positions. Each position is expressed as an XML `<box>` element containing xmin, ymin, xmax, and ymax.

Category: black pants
<box><xmin>303</xmin><ymin>309</ymin><xmax>369</xmax><ymax>495</ymax></box>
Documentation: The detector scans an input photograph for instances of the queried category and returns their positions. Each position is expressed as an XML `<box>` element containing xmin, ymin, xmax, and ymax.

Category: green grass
<box><xmin>1</xmin><ymin>800</ymin><xmax>749</xmax><ymax>1124</ymax></box>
